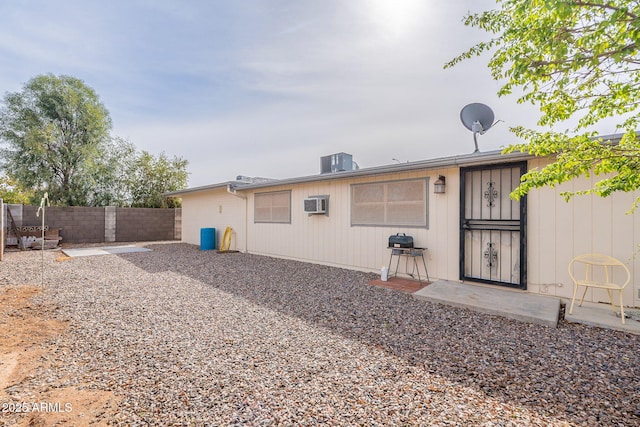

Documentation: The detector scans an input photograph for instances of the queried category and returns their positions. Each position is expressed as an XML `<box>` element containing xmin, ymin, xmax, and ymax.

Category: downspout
<box><xmin>226</xmin><ymin>184</ymin><xmax>248</xmax><ymax>253</ymax></box>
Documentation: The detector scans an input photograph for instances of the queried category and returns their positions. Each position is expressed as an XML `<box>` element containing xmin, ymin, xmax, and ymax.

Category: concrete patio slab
<box><xmin>413</xmin><ymin>280</ymin><xmax>561</xmax><ymax>327</ymax></box>
<box><xmin>62</xmin><ymin>245</ymin><xmax>152</xmax><ymax>258</ymax></box>
<box><xmin>564</xmin><ymin>300</ymin><xmax>640</xmax><ymax>335</ymax></box>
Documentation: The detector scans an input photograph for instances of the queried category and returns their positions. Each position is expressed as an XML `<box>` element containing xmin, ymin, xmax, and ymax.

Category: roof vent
<box><xmin>321</xmin><ymin>153</ymin><xmax>353</xmax><ymax>174</ymax></box>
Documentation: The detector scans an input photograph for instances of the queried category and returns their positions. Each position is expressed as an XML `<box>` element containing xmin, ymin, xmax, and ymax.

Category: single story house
<box><xmin>166</xmin><ymin>149</ymin><xmax>640</xmax><ymax>308</ymax></box>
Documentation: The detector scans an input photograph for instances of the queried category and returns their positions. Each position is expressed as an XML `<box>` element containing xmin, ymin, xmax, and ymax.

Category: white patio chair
<box><xmin>568</xmin><ymin>254</ymin><xmax>631</xmax><ymax>324</ymax></box>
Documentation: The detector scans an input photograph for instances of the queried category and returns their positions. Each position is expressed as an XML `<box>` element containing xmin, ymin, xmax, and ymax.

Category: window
<box><xmin>254</xmin><ymin>190</ymin><xmax>291</xmax><ymax>223</ymax></box>
<box><xmin>351</xmin><ymin>178</ymin><xmax>428</xmax><ymax>226</ymax></box>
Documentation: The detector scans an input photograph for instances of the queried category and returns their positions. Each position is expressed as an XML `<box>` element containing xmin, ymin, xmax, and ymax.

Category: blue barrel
<box><xmin>200</xmin><ymin>228</ymin><xmax>216</xmax><ymax>250</ymax></box>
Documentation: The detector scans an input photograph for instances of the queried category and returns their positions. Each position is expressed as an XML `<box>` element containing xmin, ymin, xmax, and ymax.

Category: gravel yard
<box><xmin>1</xmin><ymin>243</ymin><xmax>639</xmax><ymax>426</ymax></box>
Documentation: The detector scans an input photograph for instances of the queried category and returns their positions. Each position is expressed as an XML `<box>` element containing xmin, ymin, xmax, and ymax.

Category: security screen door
<box><xmin>460</xmin><ymin>163</ymin><xmax>527</xmax><ymax>289</ymax></box>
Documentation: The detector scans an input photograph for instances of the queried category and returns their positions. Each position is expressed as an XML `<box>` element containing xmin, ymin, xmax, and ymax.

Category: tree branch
<box><xmin>572</xmin><ymin>0</ymin><xmax>639</xmax><ymax>20</ymax></box>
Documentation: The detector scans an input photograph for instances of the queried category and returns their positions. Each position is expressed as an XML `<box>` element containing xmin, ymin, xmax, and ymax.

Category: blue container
<box><xmin>200</xmin><ymin>228</ymin><xmax>216</xmax><ymax>250</ymax></box>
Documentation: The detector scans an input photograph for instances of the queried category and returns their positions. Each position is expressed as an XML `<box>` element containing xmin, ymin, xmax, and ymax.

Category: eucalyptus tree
<box><xmin>446</xmin><ymin>0</ymin><xmax>640</xmax><ymax>209</ymax></box>
<box><xmin>90</xmin><ymin>136</ymin><xmax>138</xmax><ymax>207</ymax></box>
<box><xmin>0</xmin><ymin>74</ymin><xmax>112</xmax><ymax>205</ymax></box>
<box><xmin>127</xmin><ymin>151</ymin><xmax>188</xmax><ymax>208</ymax></box>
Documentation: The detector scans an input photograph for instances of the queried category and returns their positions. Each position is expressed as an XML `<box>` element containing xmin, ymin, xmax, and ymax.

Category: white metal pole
<box><xmin>36</xmin><ymin>193</ymin><xmax>49</xmax><ymax>287</ymax></box>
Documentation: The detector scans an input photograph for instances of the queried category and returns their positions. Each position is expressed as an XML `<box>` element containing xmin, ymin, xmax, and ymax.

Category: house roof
<box><xmin>165</xmin><ymin>149</ymin><xmax>533</xmax><ymax>197</ymax></box>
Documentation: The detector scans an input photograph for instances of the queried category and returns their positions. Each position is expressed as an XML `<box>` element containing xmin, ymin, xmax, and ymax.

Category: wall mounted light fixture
<box><xmin>434</xmin><ymin>175</ymin><xmax>446</xmax><ymax>194</ymax></box>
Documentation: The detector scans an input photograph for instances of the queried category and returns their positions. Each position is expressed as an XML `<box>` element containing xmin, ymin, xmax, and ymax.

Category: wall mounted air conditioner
<box><xmin>304</xmin><ymin>196</ymin><xmax>328</xmax><ymax>214</ymax></box>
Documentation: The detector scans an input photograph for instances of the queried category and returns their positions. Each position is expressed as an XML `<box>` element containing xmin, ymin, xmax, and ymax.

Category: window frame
<box><xmin>350</xmin><ymin>178</ymin><xmax>429</xmax><ymax>228</ymax></box>
<box><xmin>254</xmin><ymin>190</ymin><xmax>292</xmax><ymax>224</ymax></box>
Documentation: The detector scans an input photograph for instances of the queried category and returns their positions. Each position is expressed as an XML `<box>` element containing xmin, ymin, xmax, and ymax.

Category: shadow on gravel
<box><xmin>124</xmin><ymin>243</ymin><xmax>639</xmax><ymax>426</ymax></box>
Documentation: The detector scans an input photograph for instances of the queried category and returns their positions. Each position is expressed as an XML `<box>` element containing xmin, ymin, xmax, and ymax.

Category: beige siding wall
<box><xmin>181</xmin><ymin>189</ymin><xmax>246</xmax><ymax>251</ymax></box>
<box><xmin>180</xmin><ymin>158</ymin><xmax>639</xmax><ymax>308</ymax></box>
<box><xmin>527</xmin><ymin>158</ymin><xmax>640</xmax><ymax>307</ymax></box>
<box><xmin>246</xmin><ymin>168</ymin><xmax>460</xmax><ymax>280</ymax></box>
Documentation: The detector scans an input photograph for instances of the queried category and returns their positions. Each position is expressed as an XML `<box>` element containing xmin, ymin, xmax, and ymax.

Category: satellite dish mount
<box><xmin>460</xmin><ymin>103</ymin><xmax>495</xmax><ymax>153</ymax></box>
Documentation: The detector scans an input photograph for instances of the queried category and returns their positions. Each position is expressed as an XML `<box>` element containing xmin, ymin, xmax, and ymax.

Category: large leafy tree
<box><xmin>127</xmin><ymin>151</ymin><xmax>188</xmax><ymax>208</ymax></box>
<box><xmin>446</xmin><ymin>0</ymin><xmax>640</xmax><ymax>208</ymax></box>
<box><xmin>0</xmin><ymin>75</ymin><xmax>189</xmax><ymax>207</ymax></box>
<box><xmin>0</xmin><ymin>173</ymin><xmax>34</xmax><ymax>204</ymax></box>
<box><xmin>0</xmin><ymin>74</ymin><xmax>112</xmax><ymax>206</ymax></box>
<box><xmin>89</xmin><ymin>136</ymin><xmax>138</xmax><ymax>207</ymax></box>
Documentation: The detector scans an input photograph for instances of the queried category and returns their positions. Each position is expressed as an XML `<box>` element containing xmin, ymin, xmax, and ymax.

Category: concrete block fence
<box><xmin>3</xmin><ymin>204</ymin><xmax>181</xmax><ymax>245</ymax></box>
<box><xmin>0</xmin><ymin>199</ymin><xmax>4</xmax><ymax>260</ymax></box>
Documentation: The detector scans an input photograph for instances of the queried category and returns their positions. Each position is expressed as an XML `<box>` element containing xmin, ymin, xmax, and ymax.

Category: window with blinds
<box><xmin>351</xmin><ymin>178</ymin><xmax>428</xmax><ymax>227</ymax></box>
<box><xmin>254</xmin><ymin>190</ymin><xmax>291</xmax><ymax>223</ymax></box>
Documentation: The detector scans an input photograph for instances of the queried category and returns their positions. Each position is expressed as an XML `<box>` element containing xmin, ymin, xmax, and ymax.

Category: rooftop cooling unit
<box><xmin>321</xmin><ymin>153</ymin><xmax>353</xmax><ymax>174</ymax></box>
<box><xmin>304</xmin><ymin>197</ymin><xmax>328</xmax><ymax>214</ymax></box>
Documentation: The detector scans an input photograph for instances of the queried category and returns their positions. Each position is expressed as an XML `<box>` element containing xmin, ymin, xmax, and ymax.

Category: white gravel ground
<box><xmin>2</xmin><ymin>243</ymin><xmax>639</xmax><ymax>426</ymax></box>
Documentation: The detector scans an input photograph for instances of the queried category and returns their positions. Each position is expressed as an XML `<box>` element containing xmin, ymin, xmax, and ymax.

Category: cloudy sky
<box><xmin>0</xmin><ymin>1</ymin><xmax>616</xmax><ymax>188</ymax></box>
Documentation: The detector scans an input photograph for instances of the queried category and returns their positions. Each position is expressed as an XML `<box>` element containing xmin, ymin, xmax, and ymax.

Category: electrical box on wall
<box><xmin>304</xmin><ymin>196</ymin><xmax>328</xmax><ymax>214</ymax></box>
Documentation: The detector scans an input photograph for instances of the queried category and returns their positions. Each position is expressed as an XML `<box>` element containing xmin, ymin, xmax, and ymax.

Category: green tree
<box><xmin>127</xmin><ymin>151</ymin><xmax>188</xmax><ymax>208</ymax></box>
<box><xmin>0</xmin><ymin>173</ymin><xmax>34</xmax><ymax>204</ymax></box>
<box><xmin>0</xmin><ymin>74</ymin><xmax>112</xmax><ymax>206</ymax></box>
<box><xmin>89</xmin><ymin>136</ymin><xmax>138</xmax><ymax>207</ymax></box>
<box><xmin>446</xmin><ymin>0</ymin><xmax>640</xmax><ymax>208</ymax></box>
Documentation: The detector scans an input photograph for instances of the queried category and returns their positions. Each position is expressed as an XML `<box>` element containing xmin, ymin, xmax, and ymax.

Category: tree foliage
<box><xmin>446</xmin><ymin>0</ymin><xmax>640</xmax><ymax>208</ymax></box>
<box><xmin>126</xmin><ymin>151</ymin><xmax>188</xmax><ymax>208</ymax></box>
<box><xmin>0</xmin><ymin>173</ymin><xmax>34</xmax><ymax>204</ymax></box>
<box><xmin>90</xmin><ymin>136</ymin><xmax>138</xmax><ymax>207</ymax></box>
<box><xmin>0</xmin><ymin>74</ymin><xmax>189</xmax><ymax>208</ymax></box>
<box><xmin>0</xmin><ymin>74</ymin><xmax>112</xmax><ymax>206</ymax></box>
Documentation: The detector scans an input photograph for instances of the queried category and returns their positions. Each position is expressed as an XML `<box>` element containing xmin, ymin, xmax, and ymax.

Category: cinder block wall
<box><xmin>22</xmin><ymin>206</ymin><xmax>105</xmax><ymax>243</ymax></box>
<box><xmin>12</xmin><ymin>206</ymin><xmax>180</xmax><ymax>244</ymax></box>
<box><xmin>174</xmin><ymin>208</ymin><xmax>182</xmax><ymax>240</ymax></box>
<box><xmin>116</xmin><ymin>208</ymin><xmax>176</xmax><ymax>242</ymax></box>
<box><xmin>0</xmin><ymin>199</ymin><xmax>4</xmax><ymax>261</ymax></box>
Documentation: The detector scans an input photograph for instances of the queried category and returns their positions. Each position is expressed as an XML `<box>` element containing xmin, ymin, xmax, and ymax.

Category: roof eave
<box><xmin>165</xmin><ymin>149</ymin><xmax>533</xmax><ymax>196</ymax></box>
<box><xmin>236</xmin><ymin>149</ymin><xmax>532</xmax><ymax>190</ymax></box>
<box><xmin>163</xmin><ymin>181</ymin><xmax>234</xmax><ymax>197</ymax></box>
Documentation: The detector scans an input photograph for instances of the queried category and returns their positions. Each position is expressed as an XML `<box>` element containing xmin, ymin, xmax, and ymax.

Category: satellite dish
<box><xmin>460</xmin><ymin>103</ymin><xmax>495</xmax><ymax>153</ymax></box>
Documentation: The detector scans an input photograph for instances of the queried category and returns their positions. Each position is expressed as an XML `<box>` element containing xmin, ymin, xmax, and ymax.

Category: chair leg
<box><xmin>606</xmin><ymin>289</ymin><xmax>616</xmax><ymax>314</ymax></box>
<box><xmin>619</xmin><ymin>291</ymin><xmax>626</xmax><ymax>325</ymax></box>
<box><xmin>578</xmin><ymin>286</ymin><xmax>588</xmax><ymax>307</ymax></box>
<box><xmin>569</xmin><ymin>284</ymin><xmax>579</xmax><ymax>314</ymax></box>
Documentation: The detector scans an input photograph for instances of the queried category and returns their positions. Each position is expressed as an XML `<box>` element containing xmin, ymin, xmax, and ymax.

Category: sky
<box><xmin>0</xmin><ymin>1</ymin><xmax>620</xmax><ymax>188</ymax></box>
